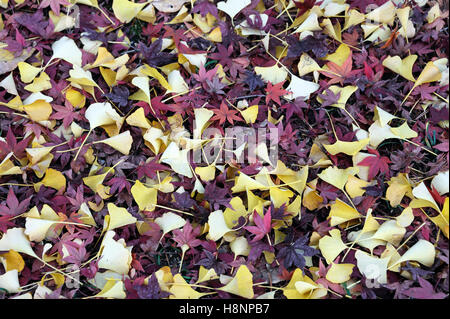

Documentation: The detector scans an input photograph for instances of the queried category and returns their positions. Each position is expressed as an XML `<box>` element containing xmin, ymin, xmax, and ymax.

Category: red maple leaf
<box><xmin>358</xmin><ymin>148</ymin><xmax>391</xmax><ymax>180</ymax></box>
<box><xmin>211</xmin><ymin>102</ymin><xmax>242</xmax><ymax>125</ymax></box>
<box><xmin>50</xmin><ymin>101</ymin><xmax>83</xmax><ymax>129</ymax></box>
<box><xmin>136</xmin><ymin>156</ymin><xmax>169</xmax><ymax>179</ymax></box>
<box><xmin>265</xmin><ymin>81</ymin><xmax>288</xmax><ymax>106</ymax></box>
<box><xmin>244</xmin><ymin>209</ymin><xmax>272</xmax><ymax>243</ymax></box>
<box><xmin>321</xmin><ymin>53</ymin><xmax>360</xmax><ymax>85</ymax></box>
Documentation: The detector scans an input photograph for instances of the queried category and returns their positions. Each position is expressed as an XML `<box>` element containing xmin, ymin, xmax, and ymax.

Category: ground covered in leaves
<box><xmin>0</xmin><ymin>0</ymin><xmax>449</xmax><ymax>299</ymax></box>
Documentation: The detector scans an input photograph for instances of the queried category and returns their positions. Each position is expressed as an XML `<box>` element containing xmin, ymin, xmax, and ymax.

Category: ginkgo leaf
<box><xmin>283</xmin><ymin>268</ymin><xmax>327</xmax><ymax>299</ymax></box>
<box><xmin>355</xmin><ymin>250</ymin><xmax>390</xmax><ymax>284</ymax></box>
<box><xmin>0</xmin><ymin>270</ymin><xmax>21</xmax><ymax>294</ymax></box>
<box><xmin>217</xmin><ymin>0</ymin><xmax>251</xmax><ymax>20</ymax></box>
<box><xmin>98</xmin><ymin>230</ymin><xmax>133</xmax><ymax>275</ymax></box>
<box><xmin>50</xmin><ymin>36</ymin><xmax>82</xmax><ymax>67</ymax></box>
<box><xmin>169</xmin><ymin>274</ymin><xmax>212</xmax><ymax>299</ymax></box>
<box><xmin>85</xmin><ymin>102</ymin><xmax>123</xmax><ymax>130</ymax></box>
<box><xmin>131</xmin><ymin>180</ymin><xmax>157</xmax><ymax>212</ymax></box>
<box><xmin>391</xmin><ymin>239</ymin><xmax>436</xmax><ymax>268</ymax></box>
<box><xmin>240</xmin><ymin>105</ymin><xmax>259</xmax><ymax>124</ymax></box>
<box><xmin>155</xmin><ymin>212</ymin><xmax>186</xmax><ymax>240</ymax></box>
<box><xmin>24</xmin><ymin>218</ymin><xmax>59</xmax><ymax>242</ymax></box>
<box><xmin>328</xmin><ymin>199</ymin><xmax>362</xmax><ymax>227</ymax></box>
<box><xmin>284</xmin><ymin>75</ymin><xmax>320</xmax><ymax>101</ymax></box>
<box><xmin>431</xmin><ymin>171</ymin><xmax>449</xmax><ymax>196</ymax></box>
<box><xmin>160</xmin><ymin>142</ymin><xmax>193</xmax><ymax>178</ymax></box>
<box><xmin>126</xmin><ymin>107</ymin><xmax>151</xmax><ymax>129</ymax></box>
<box><xmin>318</xmin><ymin>229</ymin><xmax>347</xmax><ymax>264</ymax></box>
<box><xmin>0</xmin><ymin>250</ymin><xmax>25</xmax><ymax>272</ymax></box>
<box><xmin>323</xmin><ymin>138</ymin><xmax>370</xmax><ymax>156</ymax></box>
<box><xmin>0</xmin><ymin>228</ymin><xmax>38</xmax><ymax>258</ymax></box>
<box><xmin>230</xmin><ymin>236</ymin><xmax>250</xmax><ymax>257</ymax></box>
<box><xmin>98</xmin><ymin>130</ymin><xmax>133</xmax><ymax>155</ymax></box>
<box><xmin>218</xmin><ymin>265</ymin><xmax>254</xmax><ymax>299</ymax></box>
<box><xmin>112</xmin><ymin>0</ymin><xmax>147</xmax><ymax>23</ymax></box>
<box><xmin>34</xmin><ymin>168</ymin><xmax>66</xmax><ymax>192</ymax></box>
<box><xmin>372</xmin><ymin>220</ymin><xmax>406</xmax><ymax>246</ymax></box>
<box><xmin>17</xmin><ymin>62</ymin><xmax>41</xmax><ymax>83</ymax></box>
<box><xmin>23</xmin><ymin>100</ymin><xmax>52</xmax><ymax>122</ymax></box>
<box><xmin>91</xmin><ymin>279</ymin><xmax>126</xmax><ymax>299</ymax></box>
<box><xmin>207</xmin><ymin>210</ymin><xmax>233</xmax><ymax>241</ymax></box>
<box><xmin>326</xmin><ymin>263</ymin><xmax>354</xmax><ymax>284</ymax></box>
<box><xmin>105</xmin><ymin>203</ymin><xmax>137</xmax><ymax>231</ymax></box>
<box><xmin>293</xmin><ymin>12</ymin><xmax>321</xmax><ymax>33</ymax></box>
<box><xmin>382</xmin><ymin>55</ymin><xmax>417</xmax><ymax>82</ymax></box>
<box><xmin>318</xmin><ymin>166</ymin><xmax>359</xmax><ymax>190</ymax></box>
<box><xmin>254</xmin><ymin>64</ymin><xmax>288</xmax><ymax>84</ymax></box>
<box><xmin>365</xmin><ymin>0</ymin><xmax>396</xmax><ymax>25</ymax></box>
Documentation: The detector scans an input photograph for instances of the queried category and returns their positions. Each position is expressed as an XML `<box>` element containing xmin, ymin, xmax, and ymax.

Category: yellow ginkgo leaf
<box><xmin>283</xmin><ymin>268</ymin><xmax>327</xmax><ymax>299</ymax></box>
<box><xmin>112</xmin><ymin>0</ymin><xmax>147</xmax><ymax>23</ymax></box>
<box><xmin>0</xmin><ymin>270</ymin><xmax>21</xmax><ymax>294</ymax></box>
<box><xmin>396</xmin><ymin>207</ymin><xmax>414</xmax><ymax>228</ymax></box>
<box><xmin>24</xmin><ymin>72</ymin><xmax>52</xmax><ymax>93</ymax></box>
<box><xmin>386</xmin><ymin>173</ymin><xmax>413</xmax><ymax>207</ymax></box>
<box><xmin>0</xmin><ymin>228</ymin><xmax>38</xmax><ymax>258</ymax></box>
<box><xmin>321</xmin><ymin>18</ymin><xmax>342</xmax><ymax>42</ymax></box>
<box><xmin>160</xmin><ymin>142</ymin><xmax>193</xmax><ymax>178</ymax></box>
<box><xmin>66</xmin><ymin>88</ymin><xmax>86</xmax><ymax>108</ymax></box>
<box><xmin>0</xmin><ymin>250</ymin><xmax>25</xmax><ymax>272</ymax></box>
<box><xmin>318</xmin><ymin>166</ymin><xmax>359</xmax><ymax>190</ymax></box>
<box><xmin>217</xmin><ymin>0</ymin><xmax>251</xmax><ymax>20</ymax></box>
<box><xmin>328</xmin><ymin>198</ymin><xmax>362</xmax><ymax>227</ymax></box>
<box><xmin>355</xmin><ymin>250</ymin><xmax>390</xmax><ymax>284</ymax></box>
<box><xmin>218</xmin><ymin>265</ymin><xmax>254</xmax><ymax>299</ymax></box>
<box><xmin>0</xmin><ymin>152</ymin><xmax>22</xmax><ymax>176</ymax></box>
<box><xmin>343</xmin><ymin>9</ymin><xmax>365</xmax><ymax>31</ymax></box>
<box><xmin>98</xmin><ymin>130</ymin><xmax>133</xmax><ymax>155</ymax></box>
<box><xmin>284</xmin><ymin>75</ymin><xmax>320</xmax><ymax>101</ymax></box>
<box><xmin>430</xmin><ymin>197</ymin><xmax>449</xmax><ymax>238</ymax></box>
<box><xmin>318</xmin><ymin>85</ymin><xmax>357</xmax><ymax>109</ymax></box>
<box><xmin>105</xmin><ymin>203</ymin><xmax>137</xmax><ymax>231</ymax></box>
<box><xmin>365</xmin><ymin>0</ymin><xmax>396</xmax><ymax>25</ymax></box>
<box><xmin>126</xmin><ymin>107</ymin><xmax>151</xmax><ymax>129</ymax></box>
<box><xmin>17</xmin><ymin>62</ymin><xmax>41</xmax><ymax>83</ymax></box>
<box><xmin>326</xmin><ymin>263</ymin><xmax>355</xmax><ymax>284</ymax></box>
<box><xmin>34</xmin><ymin>168</ymin><xmax>66</xmax><ymax>192</ymax></box>
<box><xmin>155</xmin><ymin>212</ymin><xmax>186</xmax><ymax>240</ymax></box>
<box><xmin>382</xmin><ymin>55</ymin><xmax>417</xmax><ymax>82</ymax></box>
<box><xmin>391</xmin><ymin>239</ymin><xmax>436</xmax><ymax>268</ymax></box>
<box><xmin>293</xmin><ymin>12</ymin><xmax>321</xmax><ymax>33</ymax></box>
<box><xmin>230</xmin><ymin>236</ymin><xmax>250</xmax><ymax>257</ymax></box>
<box><xmin>98</xmin><ymin>230</ymin><xmax>133</xmax><ymax>275</ymax></box>
<box><xmin>50</xmin><ymin>36</ymin><xmax>82</xmax><ymax>67</ymax></box>
<box><xmin>372</xmin><ymin>220</ymin><xmax>406</xmax><ymax>246</ymax></box>
<box><xmin>240</xmin><ymin>105</ymin><xmax>259</xmax><ymax>124</ymax></box>
<box><xmin>24</xmin><ymin>218</ymin><xmax>59</xmax><ymax>242</ymax></box>
<box><xmin>254</xmin><ymin>64</ymin><xmax>288</xmax><ymax>84</ymax></box>
<box><xmin>323</xmin><ymin>138</ymin><xmax>369</xmax><ymax>156</ymax></box>
<box><xmin>195</xmin><ymin>165</ymin><xmax>216</xmax><ymax>182</ymax></box>
<box><xmin>131</xmin><ymin>180</ymin><xmax>157</xmax><ymax>212</ymax></box>
<box><xmin>90</xmin><ymin>47</ymin><xmax>115</xmax><ymax>68</ymax></box>
<box><xmin>85</xmin><ymin>102</ymin><xmax>123</xmax><ymax>131</ymax></box>
<box><xmin>431</xmin><ymin>171</ymin><xmax>449</xmax><ymax>196</ymax></box>
<box><xmin>414</xmin><ymin>60</ymin><xmax>444</xmax><ymax>88</ymax></box>
<box><xmin>23</xmin><ymin>99</ymin><xmax>52</xmax><ymax>122</ymax></box>
<box><xmin>193</xmin><ymin>108</ymin><xmax>214</xmax><ymax>139</ymax></box>
<box><xmin>91</xmin><ymin>279</ymin><xmax>126</xmax><ymax>299</ymax></box>
<box><xmin>345</xmin><ymin>175</ymin><xmax>369</xmax><ymax>198</ymax></box>
<box><xmin>318</xmin><ymin>229</ymin><xmax>347</xmax><ymax>264</ymax></box>
<box><xmin>169</xmin><ymin>274</ymin><xmax>212</xmax><ymax>299</ymax></box>
<box><xmin>207</xmin><ymin>210</ymin><xmax>233</xmax><ymax>241</ymax></box>
<box><xmin>141</xmin><ymin>64</ymin><xmax>172</xmax><ymax>91</ymax></box>
<box><xmin>196</xmin><ymin>266</ymin><xmax>219</xmax><ymax>284</ymax></box>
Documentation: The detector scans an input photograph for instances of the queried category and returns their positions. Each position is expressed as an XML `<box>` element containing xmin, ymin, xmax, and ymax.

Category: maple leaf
<box><xmin>358</xmin><ymin>148</ymin><xmax>392</xmax><ymax>180</ymax></box>
<box><xmin>0</xmin><ymin>188</ymin><xmax>31</xmax><ymax>217</ymax></box>
<box><xmin>243</xmin><ymin>70</ymin><xmax>264</xmax><ymax>91</ymax></box>
<box><xmin>38</xmin><ymin>0</ymin><xmax>71</xmax><ymax>16</ymax></box>
<box><xmin>192</xmin><ymin>0</ymin><xmax>219</xmax><ymax>18</ymax></box>
<box><xmin>265</xmin><ymin>81</ymin><xmax>288</xmax><ymax>106</ymax></box>
<box><xmin>105</xmin><ymin>176</ymin><xmax>131</xmax><ymax>195</ymax></box>
<box><xmin>321</xmin><ymin>53</ymin><xmax>360</xmax><ymax>85</ymax></box>
<box><xmin>104</xmin><ymin>86</ymin><xmax>130</xmax><ymax>108</ymax></box>
<box><xmin>244</xmin><ymin>209</ymin><xmax>272</xmax><ymax>243</ymax></box>
<box><xmin>134</xmin><ymin>274</ymin><xmax>171</xmax><ymax>299</ymax></box>
<box><xmin>138</xmin><ymin>39</ymin><xmax>177</xmax><ymax>67</ymax></box>
<box><xmin>287</xmin><ymin>35</ymin><xmax>329</xmax><ymax>59</ymax></box>
<box><xmin>0</xmin><ymin>128</ymin><xmax>32</xmax><ymax>160</ymax></box>
<box><xmin>211</xmin><ymin>102</ymin><xmax>242</xmax><ymax>125</ymax></box>
<box><xmin>136</xmin><ymin>157</ymin><xmax>169</xmax><ymax>179</ymax></box>
<box><xmin>173</xmin><ymin>192</ymin><xmax>196</xmax><ymax>210</ymax></box>
<box><xmin>50</xmin><ymin>101</ymin><xmax>83</xmax><ymax>129</ymax></box>
<box><xmin>172</xmin><ymin>222</ymin><xmax>202</xmax><ymax>250</ymax></box>
<box><xmin>281</xmin><ymin>98</ymin><xmax>308</xmax><ymax>120</ymax></box>
<box><xmin>401</xmin><ymin>277</ymin><xmax>447</xmax><ymax>299</ymax></box>
<box><xmin>277</xmin><ymin>236</ymin><xmax>318</xmax><ymax>270</ymax></box>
